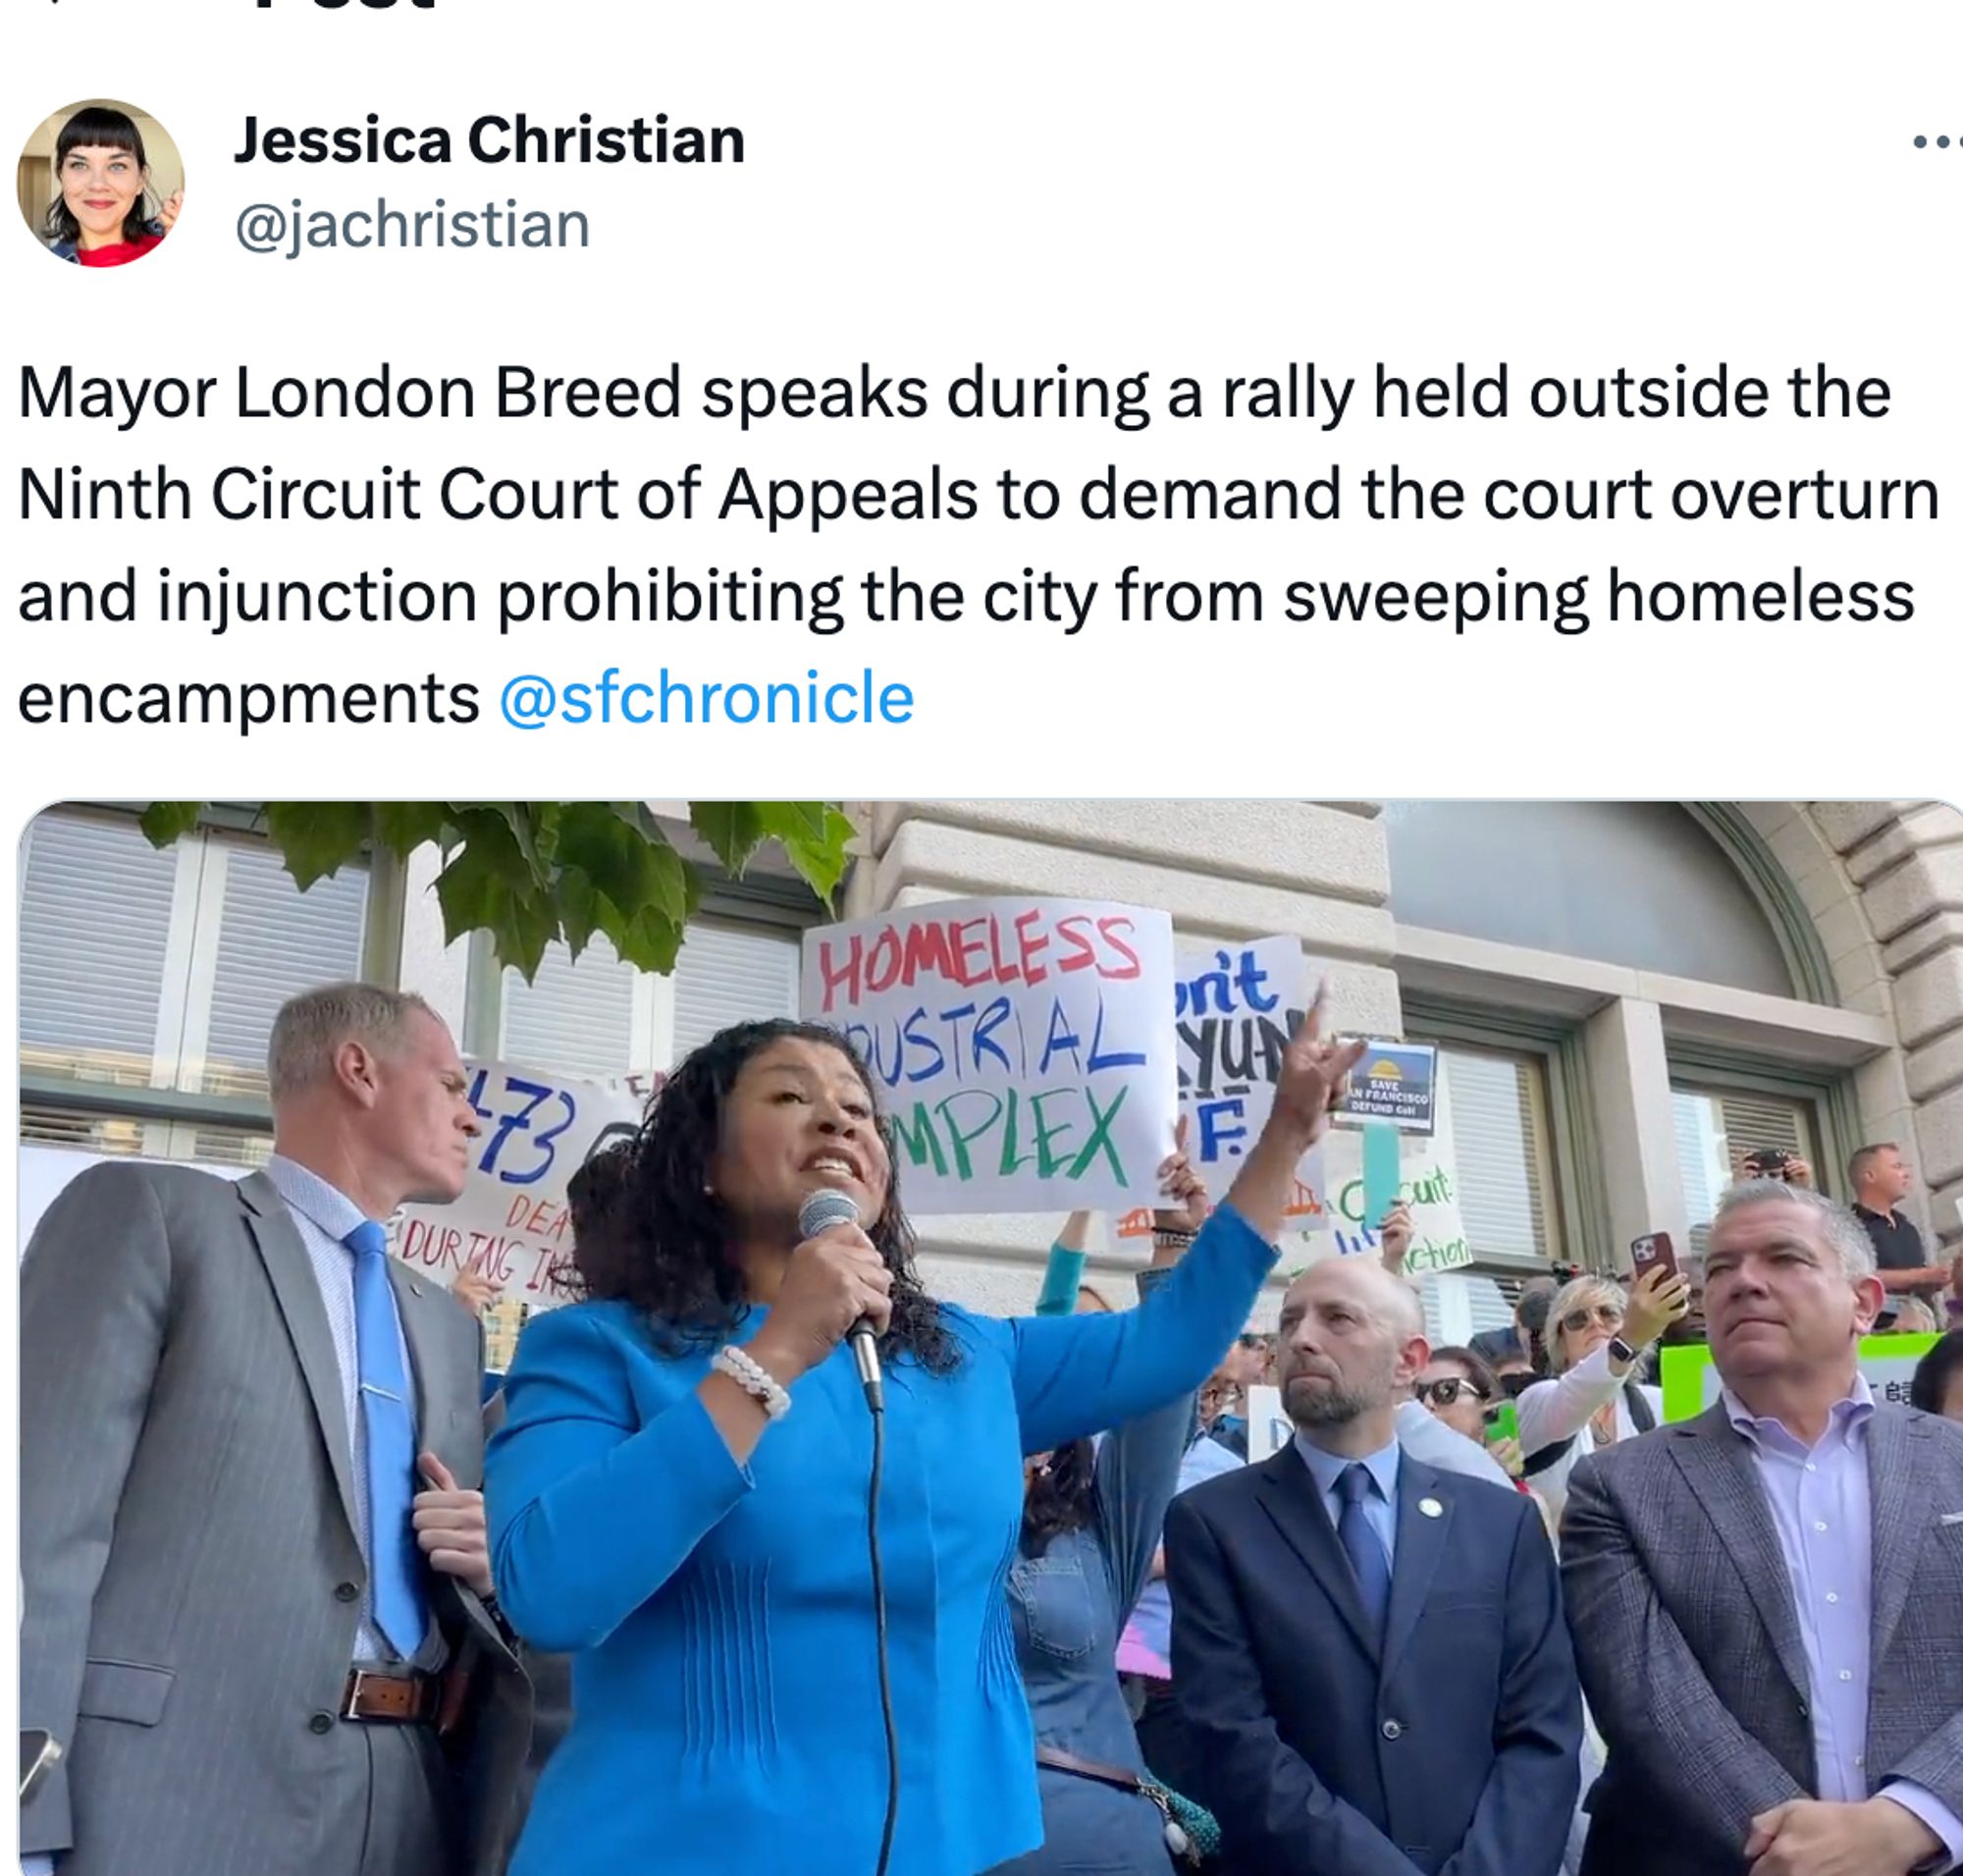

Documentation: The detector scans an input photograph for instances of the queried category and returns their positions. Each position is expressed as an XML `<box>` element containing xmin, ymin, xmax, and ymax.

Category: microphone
<box><xmin>798</xmin><ymin>1187</ymin><xmax>884</xmax><ymax>1413</ymax></box>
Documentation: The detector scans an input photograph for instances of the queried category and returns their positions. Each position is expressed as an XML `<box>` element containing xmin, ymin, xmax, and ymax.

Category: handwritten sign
<box><xmin>801</xmin><ymin>896</ymin><xmax>1178</xmax><ymax>1212</ymax></box>
<box><xmin>1117</xmin><ymin>937</ymin><xmax>1326</xmax><ymax>1238</ymax></box>
<box><xmin>388</xmin><ymin>1059</ymin><xmax>644</xmax><ymax>1311</ymax></box>
<box><xmin>1296</xmin><ymin>1078</ymin><xmax>1473</xmax><ymax>1275</ymax></box>
<box><xmin>1660</xmin><ymin>1333</ymin><xmax>1939</xmax><ymax>1422</ymax></box>
<box><xmin>1246</xmin><ymin>1383</ymin><xmax>1295</xmax><ymax>1464</ymax></box>
<box><xmin>1335</xmin><ymin>1042</ymin><xmax>1438</xmax><ymax>1134</ymax></box>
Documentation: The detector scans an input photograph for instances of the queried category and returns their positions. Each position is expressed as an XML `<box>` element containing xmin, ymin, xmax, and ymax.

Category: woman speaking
<box><xmin>486</xmin><ymin>1002</ymin><xmax>1360</xmax><ymax>1875</ymax></box>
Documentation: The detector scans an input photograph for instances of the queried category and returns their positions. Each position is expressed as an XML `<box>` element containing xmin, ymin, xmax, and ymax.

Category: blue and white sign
<box><xmin>1336</xmin><ymin>1042</ymin><xmax>1439</xmax><ymax>1135</ymax></box>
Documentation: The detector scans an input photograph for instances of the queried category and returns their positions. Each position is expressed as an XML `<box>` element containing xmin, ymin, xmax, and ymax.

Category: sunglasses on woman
<box><xmin>1561</xmin><ymin>1304</ymin><xmax>1624</xmax><ymax>1334</ymax></box>
<box><xmin>1413</xmin><ymin>1375</ymin><xmax>1488</xmax><ymax>1409</ymax></box>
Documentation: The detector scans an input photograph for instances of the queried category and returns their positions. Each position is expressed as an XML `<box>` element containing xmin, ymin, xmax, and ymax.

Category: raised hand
<box><xmin>749</xmin><ymin>1222</ymin><xmax>893</xmax><ymax>1383</ymax></box>
<box><xmin>1152</xmin><ymin>1115</ymin><xmax>1209</xmax><ymax>1236</ymax></box>
<box><xmin>1226</xmin><ymin>986</ymin><xmax>1370</xmax><ymax>1244</ymax></box>
<box><xmin>1273</xmin><ymin>984</ymin><xmax>1369</xmax><ymax>1144</ymax></box>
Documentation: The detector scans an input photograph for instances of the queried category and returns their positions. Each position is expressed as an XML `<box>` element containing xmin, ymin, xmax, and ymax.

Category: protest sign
<box><xmin>1116</xmin><ymin>936</ymin><xmax>1328</xmax><ymax>1239</ymax></box>
<box><xmin>1247</xmin><ymin>1383</ymin><xmax>1294</xmax><ymax>1464</ymax></box>
<box><xmin>1335</xmin><ymin>1042</ymin><xmax>1438</xmax><ymax>1134</ymax></box>
<box><xmin>802</xmin><ymin>896</ymin><xmax>1178</xmax><ymax>1212</ymax></box>
<box><xmin>1298</xmin><ymin>1072</ymin><xmax>1473</xmax><ymax>1274</ymax></box>
<box><xmin>1660</xmin><ymin>1333</ymin><xmax>1939</xmax><ymax>1422</ymax></box>
<box><xmin>388</xmin><ymin>1059</ymin><xmax>644</xmax><ymax>1309</ymax></box>
<box><xmin>1171</xmin><ymin>937</ymin><xmax>1318</xmax><ymax>1165</ymax></box>
<box><xmin>1361</xmin><ymin>1124</ymin><xmax>1404</xmax><ymax>1234</ymax></box>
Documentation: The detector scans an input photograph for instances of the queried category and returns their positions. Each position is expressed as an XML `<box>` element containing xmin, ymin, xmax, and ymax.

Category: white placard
<box><xmin>388</xmin><ymin>1059</ymin><xmax>645</xmax><ymax>1310</ymax></box>
<box><xmin>802</xmin><ymin>895</ymin><xmax>1178</xmax><ymax>1212</ymax></box>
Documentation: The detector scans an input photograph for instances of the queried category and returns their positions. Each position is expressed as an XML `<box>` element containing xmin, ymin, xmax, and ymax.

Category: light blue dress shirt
<box><xmin>1722</xmin><ymin>1376</ymin><xmax>1962</xmax><ymax>1870</ymax></box>
<box><xmin>1293</xmin><ymin>1429</ymin><xmax>1402</xmax><ymax>1571</ymax></box>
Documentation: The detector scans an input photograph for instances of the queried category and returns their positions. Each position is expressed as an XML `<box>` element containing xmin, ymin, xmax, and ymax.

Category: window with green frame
<box><xmin>1670</xmin><ymin>1074</ymin><xmax>1834</xmax><ymax>1265</ymax></box>
<box><xmin>1405</xmin><ymin>998</ymin><xmax>1597</xmax><ymax>1268</ymax></box>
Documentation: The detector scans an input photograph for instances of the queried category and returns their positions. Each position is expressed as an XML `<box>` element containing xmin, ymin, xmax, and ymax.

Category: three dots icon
<box><xmin>1912</xmin><ymin>135</ymin><xmax>1953</xmax><ymax>148</ymax></box>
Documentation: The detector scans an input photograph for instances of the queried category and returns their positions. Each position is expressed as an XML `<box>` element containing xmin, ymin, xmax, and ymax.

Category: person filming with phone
<box><xmin>1515</xmin><ymin>1256</ymin><xmax>1690</xmax><ymax>1527</ymax></box>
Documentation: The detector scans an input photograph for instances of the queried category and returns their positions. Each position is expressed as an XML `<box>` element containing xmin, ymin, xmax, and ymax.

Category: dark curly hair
<box><xmin>1021</xmin><ymin>1437</ymin><xmax>1098</xmax><ymax>1554</ymax></box>
<box><xmin>1910</xmin><ymin>1328</ymin><xmax>1963</xmax><ymax>1417</ymax></box>
<box><xmin>575</xmin><ymin>1018</ymin><xmax>960</xmax><ymax>1377</ymax></box>
<box><xmin>567</xmin><ymin>1141</ymin><xmax>636</xmax><ymax>1288</ymax></box>
<box><xmin>47</xmin><ymin>106</ymin><xmax>160</xmax><ymax>248</ymax></box>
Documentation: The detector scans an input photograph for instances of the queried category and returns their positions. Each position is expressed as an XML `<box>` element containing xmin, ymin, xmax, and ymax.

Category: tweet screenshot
<box><xmin>7</xmin><ymin>0</ymin><xmax>1963</xmax><ymax>1872</ymax></box>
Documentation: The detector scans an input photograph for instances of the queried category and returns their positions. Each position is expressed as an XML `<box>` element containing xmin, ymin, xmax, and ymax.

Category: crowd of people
<box><xmin>19</xmin><ymin>981</ymin><xmax>1963</xmax><ymax>1876</ymax></box>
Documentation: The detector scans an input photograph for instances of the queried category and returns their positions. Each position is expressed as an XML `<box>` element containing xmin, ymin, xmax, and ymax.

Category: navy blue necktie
<box><xmin>1336</xmin><ymin>1463</ymin><xmax>1391</xmax><ymax>1638</ymax></box>
<box><xmin>345</xmin><ymin>1221</ymin><xmax>427</xmax><ymax>1658</ymax></box>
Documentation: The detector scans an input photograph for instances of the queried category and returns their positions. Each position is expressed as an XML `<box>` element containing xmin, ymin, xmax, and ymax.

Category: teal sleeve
<box><xmin>1034</xmin><ymin>1243</ymin><xmax>1088</xmax><ymax>1316</ymax></box>
<box><xmin>1092</xmin><ymin>1265</ymin><xmax>1195</xmax><ymax>1624</ymax></box>
<box><xmin>486</xmin><ymin>1308</ymin><xmax>754</xmax><ymax>1652</ymax></box>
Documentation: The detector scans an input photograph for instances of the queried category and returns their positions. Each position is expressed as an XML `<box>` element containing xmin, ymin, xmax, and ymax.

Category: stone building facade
<box><xmin>22</xmin><ymin>799</ymin><xmax>1960</xmax><ymax>1338</ymax></box>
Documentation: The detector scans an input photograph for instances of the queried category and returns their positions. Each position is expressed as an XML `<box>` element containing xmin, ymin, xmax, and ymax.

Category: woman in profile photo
<box><xmin>43</xmin><ymin>104</ymin><xmax>181</xmax><ymax>266</ymax></box>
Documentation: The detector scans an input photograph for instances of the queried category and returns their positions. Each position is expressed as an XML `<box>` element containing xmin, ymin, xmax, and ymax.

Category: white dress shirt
<box><xmin>1517</xmin><ymin>1344</ymin><xmax>1664</xmax><ymax>1528</ymax></box>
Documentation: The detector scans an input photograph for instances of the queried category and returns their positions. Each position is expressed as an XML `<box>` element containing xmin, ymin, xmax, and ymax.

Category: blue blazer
<box><xmin>485</xmin><ymin>1205</ymin><xmax>1275</xmax><ymax>1876</ymax></box>
<box><xmin>1167</xmin><ymin>1446</ymin><xmax>1580</xmax><ymax>1876</ymax></box>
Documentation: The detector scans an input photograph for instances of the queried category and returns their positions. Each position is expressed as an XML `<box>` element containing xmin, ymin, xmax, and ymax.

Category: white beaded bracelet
<box><xmin>713</xmin><ymin>1345</ymin><xmax>792</xmax><ymax>1420</ymax></box>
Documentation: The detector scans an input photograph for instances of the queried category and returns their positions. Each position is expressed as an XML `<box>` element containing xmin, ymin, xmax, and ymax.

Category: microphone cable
<box><xmin>866</xmin><ymin>1381</ymin><xmax>898</xmax><ymax>1876</ymax></box>
<box><xmin>798</xmin><ymin>1189</ymin><xmax>900</xmax><ymax>1873</ymax></box>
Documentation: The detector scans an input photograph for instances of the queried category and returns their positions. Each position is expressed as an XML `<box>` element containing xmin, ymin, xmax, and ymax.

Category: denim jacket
<box><xmin>1000</xmin><ymin>1264</ymin><xmax>1191</xmax><ymax>1875</ymax></box>
<box><xmin>50</xmin><ymin>217</ymin><xmax>165</xmax><ymax>261</ymax></box>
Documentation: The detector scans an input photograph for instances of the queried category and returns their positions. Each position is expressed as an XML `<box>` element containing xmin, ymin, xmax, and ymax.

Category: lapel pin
<box><xmin>1418</xmin><ymin>1497</ymin><xmax>1444</xmax><ymax>1519</ymax></box>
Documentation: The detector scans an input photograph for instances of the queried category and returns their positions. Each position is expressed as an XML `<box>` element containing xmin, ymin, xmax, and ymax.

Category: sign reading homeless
<box><xmin>802</xmin><ymin>896</ymin><xmax>1179</xmax><ymax>1211</ymax></box>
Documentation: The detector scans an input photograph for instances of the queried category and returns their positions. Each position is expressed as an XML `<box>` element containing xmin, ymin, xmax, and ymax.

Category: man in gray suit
<box><xmin>22</xmin><ymin>984</ymin><xmax>532</xmax><ymax>1876</ymax></box>
<box><xmin>1563</xmin><ymin>1179</ymin><xmax>1963</xmax><ymax>1876</ymax></box>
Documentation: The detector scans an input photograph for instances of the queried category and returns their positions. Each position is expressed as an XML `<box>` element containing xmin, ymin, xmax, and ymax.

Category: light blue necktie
<box><xmin>345</xmin><ymin>1221</ymin><xmax>427</xmax><ymax>1658</ymax></box>
<box><xmin>1336</xmin><ymin>1463</ymin><xmax>1392</xmax><ymax>1641</ymax></box>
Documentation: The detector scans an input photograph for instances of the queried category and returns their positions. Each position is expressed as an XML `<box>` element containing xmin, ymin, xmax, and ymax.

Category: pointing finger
<box><xmin>1299</xmin><ymin>980</ymin><xmax>1329</xmax><ymax>1045</ymax></box>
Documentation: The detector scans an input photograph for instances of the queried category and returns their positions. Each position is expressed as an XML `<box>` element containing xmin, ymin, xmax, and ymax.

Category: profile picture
<box><xmin>19</xmin><ymin>99</ymin><xmax>184</xmax><ymax>268</ymax></box>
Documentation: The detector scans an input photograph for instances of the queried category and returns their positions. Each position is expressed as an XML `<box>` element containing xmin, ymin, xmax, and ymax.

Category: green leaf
<box><xmin>448</xmin><ymin>809</ymin><xmax>546</xmax><ymax>893</ymax></box>
<box><xmin>133</xmin><ymin>796</ymin><xmax>851</xmax><ymax>982</ymax></box>
<box><xmin>556</xmin><ymin>869</ymin><xmax>603</xmax><ymax>961</ymax></box>
<box><xmin>689</xmin><ymin>801</ymin><xmax>766</xmax><ymax>875</ymax></box>
<box><xmin>372</xmin><ymin>803</ymin><xmax>453</xmax><ymax>857</ymax></box>
<box><xmin>529</xmin><ymin>802</ymin><xmax>565</xmax><ymax>870</ymax></box>
<box><xmin>472</xmin><ymin>803</ymin><xmax>554</xmax><ymax>888</ymax></box>
<box><xmin>761</xmin><ymin>803</ymin><xmax>857</xmax><ymax>907</ymax></box>
<box><xmin>609</xmin><ymin>902</ymin><xmax>687</xmax><ymax>976</ymax></box>
<box><xmin>556</xmin><ymin>804</ymin><xmax>690</xmax><ymax>926</ymax></box>
<box><xmin>780</xmin><ymin>802</ymin><xmax>830</xmax><ymax>838</ymax></box>
<box><xmin>432</xmin><ymin>812</ymin><xmax>559</xmax><ymax>982</ymax></box>
<box><xmin>263</xmin><ymin>803</ymin><xmax>375</xmax><ymax>891</ymax></box>
<box><xmin>138</xmin><ymin>803</ymin><xmax>205</xmax><ymax>847</ymax></box>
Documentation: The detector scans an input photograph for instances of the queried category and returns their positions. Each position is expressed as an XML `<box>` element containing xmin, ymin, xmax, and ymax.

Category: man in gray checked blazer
<box><xmin>21</xmin><ymin>984</ymin><xmax>533</xmax><ymax>1876</ymax></box>
<box><xmin>1563</xmin><ymin>1179</ymin><xmax>1963</xmax><ymax>1876</ymax></box>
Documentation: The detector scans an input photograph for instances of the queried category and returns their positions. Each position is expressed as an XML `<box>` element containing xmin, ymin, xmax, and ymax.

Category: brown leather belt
<box><xmin>342</xmin><ymin>1667</ymin><xmax>454</xmax><ymax>1727</ymax></box>
<box><xmin>1035</xmin><ymin>1743</ymin><xmax>1145</xmax><ymax>1793</ymax></box>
